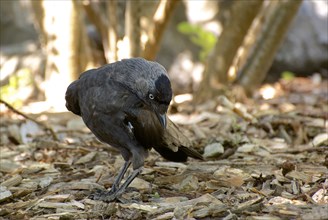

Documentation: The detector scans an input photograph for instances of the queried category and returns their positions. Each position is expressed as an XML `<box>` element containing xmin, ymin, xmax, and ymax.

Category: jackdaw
<box><xmin>65</xmin><ymin>58</ymin><xmax>203</xmax><ymax>202</ymax></box>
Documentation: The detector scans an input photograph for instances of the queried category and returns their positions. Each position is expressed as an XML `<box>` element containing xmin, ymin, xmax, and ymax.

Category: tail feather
<box><xmin>153</xmin><ymin>118</ymin><xmax>203</xmax><ymax>161</ymax></box>
<box><xmin>180</xmin><ymin>146</ymin><xmax>204</xmax><ymax>160</ymax></box>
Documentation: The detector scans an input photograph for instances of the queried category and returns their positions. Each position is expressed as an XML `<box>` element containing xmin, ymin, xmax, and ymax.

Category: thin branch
<box><xmin>0</xmin><ymin>99</ymin><xmax>59</xmax><ymax>141</ymax></box>
<box><xmin>143</xmin><ymin>0</ymin><xmax>180</xmax><ymax>60</ymax></box>
<box><xmin>82</xmin><ymin>0</ymin><xmax>110</xmax><ymax>61</ymax></box>
<box><xmin>82</xmin><ymin>0</ymin><xmax>108</xmax><ymax>35</ymax></box>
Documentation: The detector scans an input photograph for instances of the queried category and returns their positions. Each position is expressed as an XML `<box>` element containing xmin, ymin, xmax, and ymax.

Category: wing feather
<box><xmin>153</xmin><ymin>118</ymin><xmax>203</xmax><ymax>161</ymax></box>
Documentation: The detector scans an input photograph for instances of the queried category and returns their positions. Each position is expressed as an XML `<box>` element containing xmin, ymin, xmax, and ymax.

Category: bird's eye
<box><xmin>149</xmin><ymin>93</ymin><xmax>154</xmax><ymax>100</ymax></box>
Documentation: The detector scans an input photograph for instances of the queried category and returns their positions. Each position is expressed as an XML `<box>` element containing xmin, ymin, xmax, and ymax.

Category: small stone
<box><xmin>8</xmin><ymin>124</ymin><xmax>22</xmax><ymax>144</ymax></box>
<box><xmin>34</xmin><ymin>152</ymin><xmax>44</xmax><ymax>161</ymax></box>
<box><xmin>312</xmin><ymin>133</ymin><xmax>328</xmax><ymax>147</ymax></box>
<box><xmin>0</xmin><ymin>186</ymin><xmax>12</xmax><ymax>202</ymax></box>
<box><xmin>237</xmin><ymin>143</ymin><xmax>258</xmax><ymax>153</ymax></box>
<box><xmin>39</xmin><ymin>176</ymin><xmax>53</xmax><ymax>188</ymax></box>
<box><xmin>129</xmin><ymin>177</ymin><xmax>152</xmax><ymax>190</ymax></box>
<box><xmin>203</xmin><ymin>143</ymin><xmax>224</xmax><ymax>158</ymax></box>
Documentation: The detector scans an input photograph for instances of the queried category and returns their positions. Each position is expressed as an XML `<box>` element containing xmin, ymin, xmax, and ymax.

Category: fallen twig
<box><xmin>0</xmin><ymin>99</ymin><xmax>59</xmax><ymax>141</ymax></box>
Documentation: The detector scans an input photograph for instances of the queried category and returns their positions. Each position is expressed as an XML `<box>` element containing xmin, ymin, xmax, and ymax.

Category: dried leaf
<box><xmin>0</xmin><ymin>175</ymin><xmax>22</xmax><ymax>187</ymax></box>
<box><xmin>312</xmin><ymin>189</ymin><xmax>328</xmax><ymax>204</ymax></box>
<box><xmin>74</xmin><ymin>151</ymin><xmax>97</xmax><ymax>165</ymax></box>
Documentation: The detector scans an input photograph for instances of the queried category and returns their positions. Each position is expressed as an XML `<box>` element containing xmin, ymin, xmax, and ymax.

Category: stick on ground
<box><xmin>0</xmin><ymin>99</ymin><xmax>59</xmax><ymax>141</ymax></box>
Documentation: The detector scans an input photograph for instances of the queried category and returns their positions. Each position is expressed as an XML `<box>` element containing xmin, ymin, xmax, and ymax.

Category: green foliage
<box><xmin>1</xmin><ymin>68</ymin><xmax>32</xmax><ymax>107</ymax></box>
<box><xmin>177</xmin><ymin>22</ymin><xmax>216</xmax><ymax>61</ymax></box>
<box><xmin>281</xmin><ymin>71</ymin><xmax>295</xmax><ymax>81</ymax></box>
<box><xmin>152</xmin><ymin>191</ymin><xmax>160</xmax><ymax>199</ymax></box>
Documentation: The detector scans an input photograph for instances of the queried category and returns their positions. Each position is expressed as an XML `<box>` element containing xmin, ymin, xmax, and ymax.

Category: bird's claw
<box><xmin>89</xmin><ymin>188</ymin><xmax>120</xmax><ymax>202</ymax></box>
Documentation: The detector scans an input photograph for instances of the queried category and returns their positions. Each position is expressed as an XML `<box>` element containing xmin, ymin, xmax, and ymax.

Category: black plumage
<box><xmin>65</xmin><ymin>58</ymin><xmax>202</xmax><ymax>202</ymax></box>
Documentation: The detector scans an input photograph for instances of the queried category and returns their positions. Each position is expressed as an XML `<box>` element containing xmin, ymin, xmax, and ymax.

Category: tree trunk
<box><xmin>125</xmin><ymin>0</ymin><xmax>142</xmax><ymax>58</ymax></box>
<box><xmin>107</xmin><ymin>0</ymin><xmax>118</xmax><ymax>63</ymax></box>
<box><xmin>238</xmin><ymin>0</ymin><xmax>303</xmax><ymax>95</ymax></box>
<box><xmin>143</xmin><ymin>0</ymin><xmax>180</xmax><ymax>60</ymax></box>
<box><xmin>30</xmin><ymin>1</ymin><xmax>46</xmax><ymax>45</ymax></box>
<box><xmin>31</xmin><ymin>0</ymin><xmax>93</xmax><ymax>110</ymax></box>
<box><xmin>195</xmin><ymin>0</ymin><xmax>263</xmax><ymax>103</ymax></box>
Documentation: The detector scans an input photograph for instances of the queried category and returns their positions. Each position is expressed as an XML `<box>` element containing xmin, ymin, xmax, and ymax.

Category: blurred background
<box><xmin>0</xmin><ymin>0</ymin><xmax>327</xmax><ymax>113</ymax></box>
<box><xmin>1</xmin><ymin>1</ymin><xmax>328</xmax><ymax>218</ymax></box>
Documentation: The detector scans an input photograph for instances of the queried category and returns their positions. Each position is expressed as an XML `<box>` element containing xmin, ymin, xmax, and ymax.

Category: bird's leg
<box><xmin>103</xmin><ymin>167</ymin><xmax>142</xmax><ymax>202</ymax></box>
<box><xmin>90</xmin><ymin>166</ymin><xmax>142</xmax><ymax>202</ymax></box>
<box><xmin>114</xmin><ymin>167</ymin><xmax>142</xmax><ymax>196</ymax></box>
<box><xmin>89</xmin><ymin>160</ymin><xmax>131</xmax><ymax>201</ymax></box>
<box><xmin>90</xmin><ymin>148</ymin><xmax>146</xmax><ymax>202</ymax></box>
<box><xmin>109</xmin><ymin>160</ymin><xmax>131</xmax><ymax>193</ymax></box>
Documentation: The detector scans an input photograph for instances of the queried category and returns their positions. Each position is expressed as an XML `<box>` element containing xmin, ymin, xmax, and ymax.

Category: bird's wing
<box><xmin>65</xmin><ymin>80</ymin><xmax>82</xmax><ymax>115</ymax></box>
<box><xmin>65</xmin><ymin>69</ymin><xmax>98</xmax><ymax>116</ymax></box>
<box><xmin>152</xmin><ymin>118</ymin><xmax>203</xmax><ymax>162</ymax></box>
<box><xmin>166</xmin><ymin>118</ymin><xmax>203</xmax><ymax>159</ymax></box>
<box><xmin>162</xmin><ymin>118</ymin><xmax>189</xmax><ymax>152</ymax></box>
<box><xmin>124</xmin><ymin>102</ymin><xmax>165</xmax><ymax>149</ymax></box>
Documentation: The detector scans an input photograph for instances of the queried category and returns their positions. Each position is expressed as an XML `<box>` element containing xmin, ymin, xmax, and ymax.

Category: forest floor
<box><xmin>0</xmin><ymin>75</ymin><xmax>327</xmax><ymax>220</ymax></box>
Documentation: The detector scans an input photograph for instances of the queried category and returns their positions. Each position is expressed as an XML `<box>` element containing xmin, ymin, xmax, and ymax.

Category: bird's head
<box><xmin>110</xmin><ymin>58</ymin><xmax>172</xmax><ymax>128</ymax></box>
<box><xmin>145</xmin><ymin>74</ymin><xmax>172</xmax><ymax>128</ymax></box>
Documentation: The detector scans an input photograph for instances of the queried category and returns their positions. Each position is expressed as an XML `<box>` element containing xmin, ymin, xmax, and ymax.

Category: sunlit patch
<box><xmin>44</xmin><ymin>73</ymin><xmax>70</xmax><ymax>112</ymax></box>
<box><xmin>1</xmin><ymin>68</ymin><xmax>33</xmax><ymax>107</ymax></box>
<box><xmin>259</xmin><ymin>84</ymin><xmax>276</xmax><ymax>100</ymax></box>
<box><xmin>174</xmin><ymin>93</ymin><xmax>193</xmax><ymax>104</ymax></box>
<box><xmin>117</xmin><ymin>36</ymin><xmax>130</xmax><ymax>60</ymax></box>
<box><xmin>154</xmin><ymin>0</ymin><xmax>166</xmax><ymax>21</ymax></box>
<box><xmin>185</xmin><ymin>1</ymin><xmax>218</xmax><ymax>23</ymax></box>
<box><xmin>181</xmin><ymin>58</ymin><xmax>193</xmax><ymax>70</ymax></box>
<box><xmin>279</xmin><ymin>103</ymin><xmax>296</xmax><ymax>113</ymax></box>
<box><xmin>192</xmin><ymin>63</ymin><xmax>204</xmax><ymax>85</ymax></box>
<box><xmin>228</xmin><ymin>65</ymin><xmax>237</xmax><ymax>82</ymax></box>
<box><xmin>259</xmin><ymin>103</ymin><xmax>271</xmax><ymax>111</ymax></box>
<box><xmin>19</xmin><ymin>101</ymin><xmax>55</xmax><ymax>114</ymax></box>
<box><xmin>0</xmin><ymin>56</ymin><xmax>19</xmax><ymax>81</ymax></box>
<box><xmin>141</xmin><ymin>32</ymin><xmax>148</xmax><ymax>47</ymax></box>
<box><xmin>313</xmin><ymin>0</ymin><xmax>328</xmax><ymax>18</ymax></box>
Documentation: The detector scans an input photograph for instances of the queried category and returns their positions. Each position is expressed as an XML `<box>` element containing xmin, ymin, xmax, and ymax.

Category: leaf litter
<box><xmin>0</xmin><ymin>76</ymin><xmax>327</xmax><ymax>219</ymax></box>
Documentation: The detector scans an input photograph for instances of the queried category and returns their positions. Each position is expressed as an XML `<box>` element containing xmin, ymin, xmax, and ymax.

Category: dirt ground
<box><xmin>0</xmin><ymin>76</ymin><xmax>327</xmax><ymax>219</ymax></box>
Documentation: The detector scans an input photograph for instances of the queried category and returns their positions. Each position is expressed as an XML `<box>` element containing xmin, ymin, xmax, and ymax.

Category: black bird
<box><xmin>65</xmin><ymin>58</ymin><xmax>203</xmax><ymax>202</ymax></box>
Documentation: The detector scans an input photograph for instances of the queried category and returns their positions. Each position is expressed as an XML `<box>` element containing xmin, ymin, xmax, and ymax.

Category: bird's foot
<box><xmin>89</xmin><ymin>167</ymin><xmax>142</xmax><ymax>203</ymax></box>
<box><xmin>89</xmin><ymin>188</ymin><xmax>121</xmax><ymax>202</ymax></box>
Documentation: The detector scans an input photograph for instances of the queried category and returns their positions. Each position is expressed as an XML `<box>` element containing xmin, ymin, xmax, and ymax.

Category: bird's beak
<box><xmin>157</xmin><ymin>113</ymin><xmax>167</xmax><ymax>128</ymax></box>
